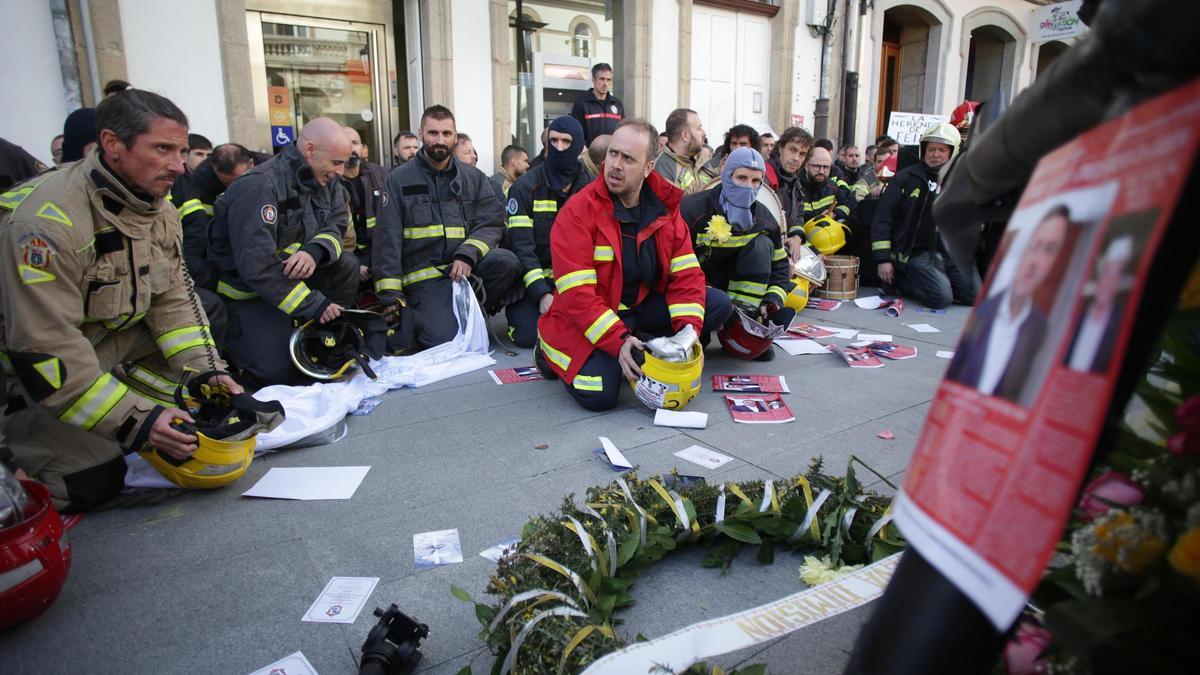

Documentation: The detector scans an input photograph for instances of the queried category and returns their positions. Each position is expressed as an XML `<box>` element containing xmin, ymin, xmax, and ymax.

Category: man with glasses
<box><xmin>792</xmin><ymin>147</ymin><xmax>853</xmax><ymax>240</ymax></box>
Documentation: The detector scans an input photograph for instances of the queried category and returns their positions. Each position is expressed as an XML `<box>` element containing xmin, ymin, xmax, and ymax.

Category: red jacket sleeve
<box><xmin>662</xmin><ymin>212</ymin><xmax>706</xmax><ymax>335</ymax></box>
<box><xmin>549</xmin><ymin>201</ymin><xmax>629</xmax><ymax>357</ymax></box>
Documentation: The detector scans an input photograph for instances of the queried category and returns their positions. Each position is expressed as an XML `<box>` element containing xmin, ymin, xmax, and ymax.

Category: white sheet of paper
<box><xmin>413</xmin><ymin>528</ymin><xmax>464</xmax><ymax>568</ymax></box>
<box><xmin>814</xmin><ymin>326</ymin><xmax>859</xmax><ymax>340</ymax></box>
<box><xmin>936</xmin><ymin>350</ymin><xmax>956</xmax><ymax>359</ymax></box>
<box><xmin>857</xmin><ymin>334</ymin><xmax>893</xmax><ymax>342</ymax></box>
<box><xmin>248</xmin><ymin>651</ymin><xmax>319</xmax><ymax>675</ymax></box>
<box><xmin>904</xmin><ymin>323</ymin><xmax>941</xmax><ymax>333</ymax></box>
<box><xmin>301</xmin><ymin>576</ymin><xmax>379</xmax><ymax>624</ymax></box>
<box><xmin>654</xmin><ymin>409</ymin><xmax>709</xmax><ymax>429</ymax></box>
<box><xmin>479</xmin><ymin>536</ymin><xmax>521</xmax><ymax>562</ymax></box>
<box><xmin>674</xmin><ymin>445</ymin><xmax>734</xmax><ymax>469</ymax></box>
<box><xmin>598</xmin><ymin>436</ymin><xmax>633</xmax><ymax>469</ymax></box>
<box><xmin>853</xmin><ymin>296</ymin><xmax>886</xmax><ymax>309</ymax></box>
<box><xmin>242</xmin><ymin>466</ymin><xmax>370</xmax><ymax>500</ymax></box>
<box><xmin>775</xmin><ymin>338</ymin><xmax>831</xmax><ymax>356</ymax></box>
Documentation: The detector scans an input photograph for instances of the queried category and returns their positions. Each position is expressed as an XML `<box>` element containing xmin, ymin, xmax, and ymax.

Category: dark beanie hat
<box><xmin>61</xmin><ymin>108</ymin><xmax>97</xmax><ymax>162</ymax></box>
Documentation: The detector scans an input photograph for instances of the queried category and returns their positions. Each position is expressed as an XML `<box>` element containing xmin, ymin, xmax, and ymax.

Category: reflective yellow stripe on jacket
<box><xmin>538</xmin><ymin>337</ymin><xmax>571</xmax><ymax>371</ymax></box>
<box><xmin>555</xmin><ymin>269</ymin><xmax>597</xmax><ymax>294</ymax></box>
<box><xmin>669</xmin><ymin>253</ymin><xmax>699</xmax><ymax>273</ymax></box>
<box><xmin>156</xmin><ymin>325</ymin><xmax>215</xmax><ymax>359</ymax></box>
<box><xmin>278</xmin><ymin>282</ymin><xmax>312</xmax><ymax>315</ymax></box>
<box><xmin>532</xmin><ymin>200</ymin><xmax>557</xmax><ymax>213</ymax></box>
<box><xmin>667</xmin><ymin>303</ymin><xmax>704</xmax><ymax>320</ymax></box>
<box><xmin>59</xmin><ymin>373</ymin><xmax>128</xmax><ymax>431</ymax></box>
<box><xmin>584</xmin><ymin>309</ymin><xmax>620</xmax><ymax>344</ymax></box>
<box><xmin>507</xmin><ymin>215</ymin><xmax>533</xmax><ymax>229</ymax></box>
<box><xmin>593</xmin><ymin>246</ymin><xmax>614</xmax><ymax>262</ymax></box>
<box><xmin>523</xmin><ymin>268</ymin><xmax>546</xmax><ymax>288</ymax></box>
<box><xmin>218</xmin><ymin>281</ymin><xmax>258</xmax><ymax>300</ymax></box>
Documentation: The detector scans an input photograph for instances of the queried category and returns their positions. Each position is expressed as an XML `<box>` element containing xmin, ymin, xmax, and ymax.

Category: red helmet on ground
<box><xmin>0</xmin><ymin>480</ymin><xmax>72</xmax><ymax>630</ymax></box>
<box><xmin>717</xmin><ymin>306</ymin><xmax>777</xmax><ymax>360</ymax></box>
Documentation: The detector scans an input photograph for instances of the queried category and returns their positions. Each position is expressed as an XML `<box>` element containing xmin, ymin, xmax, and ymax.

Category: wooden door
<box><xmin>877</xmin><ymin>43</ymin><xmax>901</xmax><ymax>139</ymax></box>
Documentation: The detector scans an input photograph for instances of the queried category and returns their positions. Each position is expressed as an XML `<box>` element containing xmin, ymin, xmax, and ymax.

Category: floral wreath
<box><xmin>1004</xmin><ymin>279</ymin><xmax>1200</xmax><ymax>673</ymax></box>
<box><xmin>452</xmin><ymin>457</ymin><xmax>903</xmax><ymax>674</ymax></box>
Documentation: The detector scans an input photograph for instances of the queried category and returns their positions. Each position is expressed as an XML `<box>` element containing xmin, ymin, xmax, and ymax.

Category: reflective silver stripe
<box><xmin>0</xmin><ymin>558</ymin><xmax>44</xmax><ymax>593</ymax></box>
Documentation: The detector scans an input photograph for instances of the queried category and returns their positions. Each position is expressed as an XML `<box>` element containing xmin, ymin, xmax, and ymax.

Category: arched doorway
<box><xmin>1035</xmin><ymin>40</ymin><xmax>1069</xmax><ymax>79</ymax></box>
<box><xmin>875</xmin><ymin>4</ymin><xmax>945</xmax><ymax>139</ymax></box>
<box><xmin>964</xmin><ymin>25</ymin><xmax>1016</xmax><ymax>105</ymax></box>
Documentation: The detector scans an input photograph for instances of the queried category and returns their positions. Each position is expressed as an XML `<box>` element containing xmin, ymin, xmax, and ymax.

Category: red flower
<box><xmin>1079</xmin><ymin>470</ymin><xmax>1143</xmax><ymax>520</ymax></box>
<box><xmin>1003</xmin><ymin>619</ymin><xmax>1052</xmax><ymax>675</ymax></box>
<box><xmin>1169</xmin><ymin>396</ymin><xmax>1200</xmax><ymax>456</ymax></box>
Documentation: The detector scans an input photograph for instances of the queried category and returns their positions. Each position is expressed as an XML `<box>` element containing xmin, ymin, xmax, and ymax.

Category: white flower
<box><xmin>798</xmin><ymin>555</ymin><xmax>863</xmax><ymax>586</ymax></box>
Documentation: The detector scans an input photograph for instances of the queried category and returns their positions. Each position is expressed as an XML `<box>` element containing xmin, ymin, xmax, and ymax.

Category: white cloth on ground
<box><xmin>124</xmin><ymin>280</ymin><xmax>495</xmax><ymax>488</ymax></box>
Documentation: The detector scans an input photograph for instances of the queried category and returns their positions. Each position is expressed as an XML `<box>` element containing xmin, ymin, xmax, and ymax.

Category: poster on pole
<box><xmin>1030</xmin><ymin>0</ymin><xmax>1087</xmax><ymax>44</ymax></box>
<box><xmin>894</xmin><ymin>80</ymin><xmax>1200</xmax><ymax>631</ymax></box>
<box><xmin>886</xmin><ymin>112</ymin><xmax>949</xmax><ymax>145</ymax></box>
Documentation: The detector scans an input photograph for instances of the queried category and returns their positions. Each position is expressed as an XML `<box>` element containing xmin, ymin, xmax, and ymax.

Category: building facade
<box><xmin>2</xmin><ymin>0</ymin><xmax>1084</xmax><ymax>170</ymax></box>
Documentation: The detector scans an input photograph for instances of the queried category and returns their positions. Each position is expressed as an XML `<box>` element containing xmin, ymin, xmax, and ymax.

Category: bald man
<box><xmin>209</xmin><ymin>116</ymin><xmax>363</xmax><ymax>386</ymax></box>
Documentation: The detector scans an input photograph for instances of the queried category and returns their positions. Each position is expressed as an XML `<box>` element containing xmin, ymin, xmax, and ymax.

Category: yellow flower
<box><xmin>1091</xmin><ymin>511</ymin><xmax>1166</xmax><ymax>575</ymax></box>
<box><xmin>707</xmin><ymin>215</ymin><xmax>732</xmax><ymax>244</ymax></box>
<box><xmin>1169</xmin><ymin>527</ymin><xmax>1200</xmax><ymax>586</ymax></box>
<box><xmin>799</xmin><ymin>555</ymin><xmax>863</xmax><ymax>586</ymax></box>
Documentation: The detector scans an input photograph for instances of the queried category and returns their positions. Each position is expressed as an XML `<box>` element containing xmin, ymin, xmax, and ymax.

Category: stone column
<box><xmin>490</xmin><ymin>0</ymin><xmax>511</xmax><ymax>153</ymax></box>
<box><xmin>215</xmin><ymin>0</ymin><xmax>258</xmax><ymax>146</ymax></box>
<box><xmin>676</xmin><ymin>0</ymin><xmax>692</xmax><ymax>109</ymax></box>
<box><xmin>768</xmin><ymin>0</ymin><xmax>800</xmax><ymax>133</ymax></box>
<box><xmin>68</xmin><ymin>0</ymin><xmax>127</xmax><ymax>106</ymax></box>
<box><xmin>612</xmin><ymin>0</ymin><xmax>652</xmax><ymax>119</ymax></box>
<box><xmin>422</xmin><ymin>0</ymin><xmax>455</xmax><ymax>109</ymax></box>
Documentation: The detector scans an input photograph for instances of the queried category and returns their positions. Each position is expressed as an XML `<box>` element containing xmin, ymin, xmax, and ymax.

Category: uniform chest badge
<box><xmin>610</xmin><ymin>104</ymin><xmax>618</xmax><ymax>114</ymax></box>
<box><xmin>261</xmin><ymin>204</ymin><xmax>278</xmax><ymax>224</ymax></box>
<box><xmin>20</xmin><ymin>234</ymin><xmax>56</xmax><ymax>269</ymax></box>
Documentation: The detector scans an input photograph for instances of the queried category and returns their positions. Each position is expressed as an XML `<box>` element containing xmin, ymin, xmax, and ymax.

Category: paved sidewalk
<box><xmin>0</xmin><ymin>291</ymin><xmax>970</xmax><ymax>674</ymax></box>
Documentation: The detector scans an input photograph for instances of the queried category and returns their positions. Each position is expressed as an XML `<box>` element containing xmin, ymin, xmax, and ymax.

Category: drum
<box><xmin>814</xmin><ymin>255</ymin><xmax>860</xmax><ymax>300</ymax></box>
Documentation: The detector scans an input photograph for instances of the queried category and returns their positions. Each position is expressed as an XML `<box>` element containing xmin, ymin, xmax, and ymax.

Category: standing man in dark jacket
<box><xmin>871</xmin><ymin>122</ymin><xmax>978</xmax><ymax>309</ymax></box>
<box><xmin>503</xmin><ymin>116</ymin><xmax>591</xmax><ymax>348</ymax></box>
<box><xmin>209</xmin><ymin>117</ymin><xmax>360</xmax><ymax>386</ymax></box>
<box><xmin>339</xmin><ymin>126</ymin><xmax>388</xmax><ymax>277</ymax></box>
<box><xmin>373</xmin><ymin>105</ymin><xmax>520</xmax><ymax>350</ymax></box>
<box><xmin>570</xmin><ymin>63</ymin><xmax>624</xmax><ymax>146</ymax></box>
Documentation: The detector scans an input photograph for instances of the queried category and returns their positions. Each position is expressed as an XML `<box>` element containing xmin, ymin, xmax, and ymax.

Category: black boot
<box><xmin>533</xmin><ymin>342</ymin><xmax>559</xmax><ymax>380</ymax></box>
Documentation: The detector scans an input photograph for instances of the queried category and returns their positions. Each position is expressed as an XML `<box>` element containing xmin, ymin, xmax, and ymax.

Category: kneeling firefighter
<box><xmin>535</xmin><ymin>120</ymin><xmax>733</xmax><ymax>412</ymax></box>
<box><xmin>680</xmin><ymin>147</ymin><xmax>794</xmax><ymax>360</ymax></box>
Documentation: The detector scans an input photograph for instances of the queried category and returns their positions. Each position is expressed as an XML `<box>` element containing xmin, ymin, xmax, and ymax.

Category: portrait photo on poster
<box><xmin>944</xmin><ymin>181</ymin><xmax>1118</xmax><ymax>407</ymax></box>
<box><xmin>1061</xmin><ymin>209</ymin><xmax>1156</xmax><ymax>375</ymax></box>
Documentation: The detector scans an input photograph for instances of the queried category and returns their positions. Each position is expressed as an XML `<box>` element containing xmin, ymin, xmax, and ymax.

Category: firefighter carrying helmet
<box><xmin>138</xmin><ymin>372</ymin><xmax>285</xmax><ymax>489</ymax></box>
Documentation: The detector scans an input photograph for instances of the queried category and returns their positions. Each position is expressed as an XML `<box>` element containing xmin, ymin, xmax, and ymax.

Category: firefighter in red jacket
<box><xmin>535</xmin><ymin>120</ymin><xmax>733</xmax><ymax>411</ymax></box>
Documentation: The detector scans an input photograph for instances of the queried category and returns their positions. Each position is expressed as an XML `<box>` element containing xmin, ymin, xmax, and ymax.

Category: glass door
<box><xmin>248</xmin><ymin>13</ymin><xmax>390</xmax><ymax>163</ymax></box>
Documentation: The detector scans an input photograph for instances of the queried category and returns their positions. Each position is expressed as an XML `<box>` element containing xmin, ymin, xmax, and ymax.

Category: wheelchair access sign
<box><xmin>272</xmin><ymin>126</ymin><xmax>295</xmax><ymax>147</ymax></box>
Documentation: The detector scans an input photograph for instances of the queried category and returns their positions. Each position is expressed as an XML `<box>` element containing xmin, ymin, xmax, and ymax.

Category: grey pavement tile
<box><xmin>7</xmin><ymin>291</ymin><xmax>964</xmax><ymax>672</ymax></box>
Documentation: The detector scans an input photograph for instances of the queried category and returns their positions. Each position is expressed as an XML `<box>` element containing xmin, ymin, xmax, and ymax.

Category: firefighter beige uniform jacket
<box><xmin>0</xmin><ymin>152</ymin><xmax>224</xmax><ymax>469</ymax></box>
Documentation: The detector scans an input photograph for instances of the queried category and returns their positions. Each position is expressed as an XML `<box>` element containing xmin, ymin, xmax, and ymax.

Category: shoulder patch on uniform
<box><xmin>611</xmin><ymin>104</ymin><xmax>619</xmax><ymax>114</ymax></box>
<box><xmin>35</xmin><ymin>201</ymin><xmax>72</xmax><ymax>228</ymax></box>
<box><xmin>380</xmin><ymin>190</ymin><xmax>389</xmax><ymax>208</ymax></box>
<box><xmin>261</xmin><ymin>204</ymin><xmax>278</xmax><ymax>224</ymax></box>
<box><xmin>506</xmin><ymin>198</ymin><xmax>519</xmax><ymax>215</ymax></box>
<box><xmin>19</xmin><ymin>233</ymin><xmax>57</xmax><ymax>269</ymax></box>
